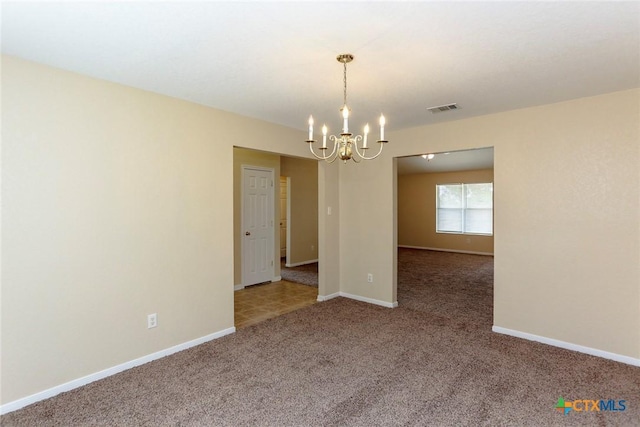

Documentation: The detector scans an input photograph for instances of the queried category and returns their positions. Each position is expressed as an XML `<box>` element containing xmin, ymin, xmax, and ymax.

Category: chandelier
<box><xmin>306</xmin><ymin>54</ymin><xmax>388</xmax><ymax>163</ymax></box>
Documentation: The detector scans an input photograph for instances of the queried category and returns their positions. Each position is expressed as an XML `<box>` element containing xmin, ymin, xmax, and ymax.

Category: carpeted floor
<box><xmin>280</xmin><ymin>259</ymin><xmax>318</xmax><ymax>287</ymax></box>
<box><xmin>398</xmin><ymin>248</ymin><xmax>494</xmax><ymax>329</ymax></box>
<box><xmin>2</xmin><ymin>249</ymin><xmax>638</xmax><ymax>426</ymax></box>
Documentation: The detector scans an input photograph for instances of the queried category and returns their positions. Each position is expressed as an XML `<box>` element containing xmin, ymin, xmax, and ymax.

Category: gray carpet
<box><xmin>280</xmin><ymin>259</ymin><xmax>318</xmax><ymax>287</ymax></box>
<box><xmin>2</xmin><ymin>249</ymin><xmax>639</xmax><ymax>426</ymax></box>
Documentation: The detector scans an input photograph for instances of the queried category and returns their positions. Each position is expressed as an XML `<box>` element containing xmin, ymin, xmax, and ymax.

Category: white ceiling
<box><xmin>2</xmin><ymin>1</ymin><xmax>639</xmax><ymax>136</ymax></box>
<box><xmin>397</xmin><ymin>147</ymin><xmax>494</xmax><ymax>175</ymax></box>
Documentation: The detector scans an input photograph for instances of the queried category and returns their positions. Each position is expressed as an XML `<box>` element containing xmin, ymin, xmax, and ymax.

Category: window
<box><xmin>436</xmin><ymin>183</ymin><xmax>493</xmax><ymax>235</ymax></box>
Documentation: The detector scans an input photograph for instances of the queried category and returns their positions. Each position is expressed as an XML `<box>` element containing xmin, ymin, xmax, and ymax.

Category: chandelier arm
<box><xmin>353</xmin><ymin>141</ymin><xmax>386</xmax><ymax>160</ymax></box>
<box><xmin>326</xmin><ymin>154</ymin><xmax>340</xmax><ymax>164</ymax></box>
<box><xmin>349</xmin><ymin>135</ymin><xmax>363</xmax><ymax>160</ymax></box>
<box><xmin>326</xmin><ymin>135</ymin><xmax>341</xmax><ymax>159</ymax></box>
<box><xmin>308</xmin><ymin>139</ymin><xmax>339</xmax><ymax>161</ymax></box>
<box><xmin>308</xmin><ymin>146</ymin><xmax>336</xmax><ymax>161</ymax></box>
<box><xmin>319</xmin><ymin>138</ymin><xmax>340</xmax><ymax>163</ymax></box>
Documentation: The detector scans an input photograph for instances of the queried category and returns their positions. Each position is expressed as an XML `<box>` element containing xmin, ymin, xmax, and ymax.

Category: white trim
<box><xmin>234</xmin><ymin>284</ymin><xmax>245</xmax><ymax>291</ymax></box>
<box><xmin>398</xmin><ymin>245</ymin><xmax>493</xmax><ymax>257</ymax></box>
<box><xmin>317</xmin><ymin>292</ymin><xmax>340</xmax><ymax>302</ymax></box>
<box><xmin>271</xmin><ymin>275</ymin><xmax>282</xmax><ymax>282</ymax></box>
<box><xmin>285</xmin><ymin>176</ymin><xmax>291</xmax><ymax>265</ymax></box>
<box><xmin>285</xmin><ymin>259</ymin><xmax>319</xmax><ymax>268</ymax></box>
<box><xmin>492</xmin><ymin>326</ymin><xmax>640</xmax><ymax>367</ymax></box>
<box><xmin>317</xmin><ymin>292</ymin><xmax>398</xmax><ymax>308</ymax></box>
<box><xmin>340</xmin><ymin>292</ymin><xmax>398</xmax><ymax>308</ymax></box>
<box><xmin>0</xmin><ymin>327</ymin><xmax>236</xmax><ymax>415</ymax></box>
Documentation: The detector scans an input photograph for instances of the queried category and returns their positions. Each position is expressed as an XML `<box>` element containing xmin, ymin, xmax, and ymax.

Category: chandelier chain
<box><xmin>343</xmin><ymin>61</ymin><xmax>348</xmax><ymax>107</ymax></box>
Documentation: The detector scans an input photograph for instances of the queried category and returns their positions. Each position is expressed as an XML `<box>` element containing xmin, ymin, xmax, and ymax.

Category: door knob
<box><xmin>245</xmin><ymin>231</ymin><xmax>251</xmax><ymax>236</ymax></box>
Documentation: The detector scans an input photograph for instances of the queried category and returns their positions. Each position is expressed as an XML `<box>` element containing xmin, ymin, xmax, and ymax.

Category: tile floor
<box><xmin>234</xmin><ymin>280</ymin><xmax>318</xmax><ymax>329</ymax></box>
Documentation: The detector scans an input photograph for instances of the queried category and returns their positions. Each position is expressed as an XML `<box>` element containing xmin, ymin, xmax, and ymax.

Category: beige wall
<box><xmin>334</xmin><ymin>88</ymin><xmax>639</xmax><ymax>359</ymax></box>
<box><xmin>398</xmin><ymin>169</ymin><xmax>494</xmax><ymax>254</ymax></box>
<box><xmin>2</xmin><ymin>54</ymin><xmax>639</xmax><ymax>408</ymax></box>
<box><xmin>318</xmin><ymin>161</ymin><xmax>340</xmax><ymax>298</ymax></box>
<box><xmin>1</xmin><ymin>56</ymin><xmax>311</xmax><ymax>404</ymax></box>
<box><xmin>338</xmin><ymin>158</ymin><xmax>398</xmax><ymax>304</ymax></box>
<box><xmin>232</xmin><ymin>147</ymin><xmax>281</xmax><ymax>286</ymax></box>
<box><xmin>280</xmin><ymin>156</ymin><xmax>318</xmax><ymax>265</ymax></box>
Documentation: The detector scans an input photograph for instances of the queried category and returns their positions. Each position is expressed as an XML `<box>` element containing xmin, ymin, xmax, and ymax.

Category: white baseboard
<box><xmin>271</xmin><ymin>276</ymin><xmax>282</xmax><ymax>282</ymax></box>
<box><xmin>492</xmin><ymin>326</ymin><xmax>640</xmax><ymax>367</ymax></box>
<box><xmin>317</xmin><ymin>292</ymin><xmax>340</xmax><ymax>302</ymax></box>
<box><xmin>341</xmin><ymin>292</ymin><xmax>398</xmax><ymax>308</ymax></box>
<box><xmin>0</xmin><ymin>327</ymin><xmax>236</xmax><ymax>415</ymax></box>
<box><xmin>398</xmin><ymin>245</ymin><xmax>493</xmax><ymax>256</ymax></box>
<box><xmin>234</xmin><ymin>284</ymin><xmax>245</xmax><ymax>291</ymax></box>
<box><xmin>285</xmin><ymin>259</ymin><xmax>318</xmax><ymax>268</ymax></box>
<box><xmin>317</xmin><ymin>291</ymin><xmax>397</xmax><ymax>308</ymax></box>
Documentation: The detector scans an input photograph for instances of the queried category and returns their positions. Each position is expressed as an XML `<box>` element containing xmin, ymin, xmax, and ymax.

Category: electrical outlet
<box><xmin>147</xmin><ymin>313</ymin><xmax>157</xmax><ymax>329</ymax></box>
<box><xmin>311</xmin><ymin>245</ymin><xmax>315</xmax><ymax>251</ymax></box>
<box><xmin>367</xmin><ymin>273</ymin><xmax>373</xmax><ymax>283</ymax></box>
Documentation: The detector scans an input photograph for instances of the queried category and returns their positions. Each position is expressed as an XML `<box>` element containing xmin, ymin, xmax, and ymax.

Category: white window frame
<box><xmin>436</xmin><ymin>182</ymin><xmax>493</xmax><ymax>236</ymax></box>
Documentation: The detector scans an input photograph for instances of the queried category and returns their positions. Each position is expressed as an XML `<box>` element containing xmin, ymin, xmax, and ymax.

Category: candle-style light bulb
<box><xmin>363</xmin><ymin>123</ymin><xmax>370</xmax><ymax>149</ymax></box>
<box><xmin>322</xmin><ymin>124</ymin><xmax>328</xmax><ymax>149</ymax></box>
<box><xmin>379</xmin><ymin>114</ymin><xmax>386</xmax><ymax>141</ymax></box>
<box><xmin>308</xmin><ymin>115</ymin><xmax>314</xmax><ymax>140</ymax></box>
<box><xmin>342</xmin><ymin>105</ymin><xmax>349</xmax><ymax>133</ymax></box>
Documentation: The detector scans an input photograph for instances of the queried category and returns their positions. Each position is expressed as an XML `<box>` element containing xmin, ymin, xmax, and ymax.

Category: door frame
<box><xmin>240</xmin><ymin>165</ymin><xmax>276</xmax><ymax>287</ymax></box>
<box><xmin>285</xmin><ymin>176</ymin><xmax>291</xmax><ymax>266</ymax></box>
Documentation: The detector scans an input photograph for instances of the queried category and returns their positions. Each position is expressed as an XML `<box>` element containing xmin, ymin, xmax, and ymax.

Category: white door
<box><xmin>242</xmin><ymin>167</ymin><xmax>274</xmax><ymax>286</ymax></box>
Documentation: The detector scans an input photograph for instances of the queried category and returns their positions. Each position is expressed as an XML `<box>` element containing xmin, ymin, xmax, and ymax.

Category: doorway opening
<box><xmin>395</xmin><ymin>147</ymin><xmax>495</xmax><ymax>328</ymax></box>
<box><xmin>233</xmin><ymin>147</ymin><xmax>319</xmax><ymax>328</ymax></box>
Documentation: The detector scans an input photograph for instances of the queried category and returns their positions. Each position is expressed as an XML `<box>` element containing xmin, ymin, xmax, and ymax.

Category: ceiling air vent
<box><xmin>427</xmin><ymin>103</ymin><xmax>460</xmax><ymax>114</ymax></box>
